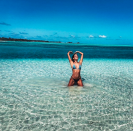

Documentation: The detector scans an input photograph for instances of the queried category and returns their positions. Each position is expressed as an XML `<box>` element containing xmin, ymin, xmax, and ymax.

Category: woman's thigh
<box><xmin>77</xmin><ymin>79</ymin><xmax>83</xmax><ymax>86</ymax></box>
<box><xmin>68</xmin><ymin>78</ymin><xmax>75</xmax><ymax>86</ymax></box>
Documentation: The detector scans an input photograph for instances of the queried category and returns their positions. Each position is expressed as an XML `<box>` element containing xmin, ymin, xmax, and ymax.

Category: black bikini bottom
<box><xmin>71</xmin><ymin>76</ymin><xmax>81</xmax><ymax>83</ymax></box>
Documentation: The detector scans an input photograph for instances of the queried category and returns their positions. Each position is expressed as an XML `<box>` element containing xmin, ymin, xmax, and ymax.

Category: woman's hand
<box><xmin>67</xmin><ymin>51</ymin><xmax>73</xmax><ymax>54</ymax></box>
<box><xmin>75</xmin><ymin>51</ymin><xmax>83</xmax><ymax>55</ymax></box>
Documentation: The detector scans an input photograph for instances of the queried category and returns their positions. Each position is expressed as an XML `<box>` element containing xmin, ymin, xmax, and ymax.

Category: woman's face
<box><xmin>73</xmin><ymin>53</ymin><xmax>78</xmax><ymax>61</ymax></box>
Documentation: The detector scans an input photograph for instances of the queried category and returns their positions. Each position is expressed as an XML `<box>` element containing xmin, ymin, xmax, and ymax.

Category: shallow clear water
<box><xmin>0</xmin><ymin>42</ymin><xmax>133</xmax><ymax>131</ymax></box>
<box><xmin>0</xmin><ymin>58</ymin><xmax>133</xmax><ymax>131</ymax></box>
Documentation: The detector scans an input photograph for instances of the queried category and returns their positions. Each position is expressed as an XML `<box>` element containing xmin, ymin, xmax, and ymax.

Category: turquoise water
<box><xmin>0</xmin><ymin>42</ymin><xmax>133</xmax><ymax>131</ymax></box>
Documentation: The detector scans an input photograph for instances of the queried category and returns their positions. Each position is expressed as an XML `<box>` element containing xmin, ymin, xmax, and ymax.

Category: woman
<box><xmin>67</xmin><ymin>51</ymin><xmax>84</xmax><ymax>86</ymax></box>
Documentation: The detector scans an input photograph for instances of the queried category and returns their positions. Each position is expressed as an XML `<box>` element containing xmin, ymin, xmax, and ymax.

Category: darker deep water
<box><xmin>0</xmin><ymin>42</ymin><xmax>133</xmax><ymax>59</ymax></box>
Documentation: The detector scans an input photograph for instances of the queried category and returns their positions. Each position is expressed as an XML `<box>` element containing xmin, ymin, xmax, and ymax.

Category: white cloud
<box><xmin>89</xmin><ymin>35</ymin><xmax>94</xmax><ymax>38</ymax></box>
<box><xmin>99</xmin><ymin>35</ymin><xmax>107</xmax><ymax>38</ymax></box>
<box><xmin>69</xmin><ymin>35</ymin><xmax>75</xmax><ymax>38</ymax></box>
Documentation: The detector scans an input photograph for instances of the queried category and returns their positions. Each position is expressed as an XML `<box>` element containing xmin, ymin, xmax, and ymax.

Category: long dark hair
<box><xmin>72</xmin><ymin>53</ymin><xmax>77</xmax><ymax>62</ymax></box>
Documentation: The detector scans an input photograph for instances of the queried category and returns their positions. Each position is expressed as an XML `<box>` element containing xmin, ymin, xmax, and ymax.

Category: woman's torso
<box><xmin>71</xmin><ymin>62</ymin><xmax>81</xmax><ymax>79</ymax></box>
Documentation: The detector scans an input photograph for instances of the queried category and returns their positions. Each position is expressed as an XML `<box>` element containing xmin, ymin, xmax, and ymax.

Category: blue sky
<box><xmin>0</xmin><ymin>0</ymin><xmax>133</xmax><ymax>44</ymax></box>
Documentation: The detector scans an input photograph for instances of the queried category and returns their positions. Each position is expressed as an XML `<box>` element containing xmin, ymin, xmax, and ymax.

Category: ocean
<box><xmin>0</xmin><ymin>41</ymin><xmax>133</xmax><ymax>131</ymax></box>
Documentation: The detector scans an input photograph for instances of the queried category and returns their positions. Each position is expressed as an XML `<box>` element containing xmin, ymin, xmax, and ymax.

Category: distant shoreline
<box><xmin>0</xmin><ymin>37</ymin><xmax>133</xmax><ymax>47</ymax></box>
<box><xmin>0</xmin><ymin>37</ymin><xmax>61</xmax><ymax>43</ymax></box>
<box><xmin>0</xmin><ymin>37</ymin><xmax>80</xmax><ymax>44</ymax></box>
<box><xmin>0</xmin><ymin>40</ymin><xmax>61</xmax><ymax>43</ymax></box>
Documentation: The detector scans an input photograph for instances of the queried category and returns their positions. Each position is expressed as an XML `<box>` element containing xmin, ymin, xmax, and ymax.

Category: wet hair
<box><xmin>72</xmin><ymin>53</ymin><xmax>77</xmax><ymax>62</ymax></box>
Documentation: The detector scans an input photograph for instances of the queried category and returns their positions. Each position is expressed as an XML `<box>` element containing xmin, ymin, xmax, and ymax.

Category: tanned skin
<box><xmin>67</xmin><ymin>51</ymin><xmax>83</xmax><ymax>87</ymax></box>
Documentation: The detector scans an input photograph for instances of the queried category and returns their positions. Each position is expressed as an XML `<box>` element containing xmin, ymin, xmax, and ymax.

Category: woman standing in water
<box><xmin>67</xmin><ymin>51</ymin><xmax>83</xmax><ymax>86</ymax></box>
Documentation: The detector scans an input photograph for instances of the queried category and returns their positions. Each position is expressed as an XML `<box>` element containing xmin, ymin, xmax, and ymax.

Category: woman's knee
<box><xmin>77</xmin><ymin>80</ymin><xmax>83</xmax><ymax>86</ymax></box>
<box><xmin>68</xmin><ymin>80</ymin><xmax>74</xmax><ymax>86</ymax></box>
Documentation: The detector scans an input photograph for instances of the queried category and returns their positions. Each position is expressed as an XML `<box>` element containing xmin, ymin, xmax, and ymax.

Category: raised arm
<box><xmin>75</xmin><ymin>51</ymin><xmax>83</xmax><ymax>64</ymax></box>
<box><xmin>67</xmin><ymin>51</ymin><xmax>73</xmax><ymax>66</ymax></box>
